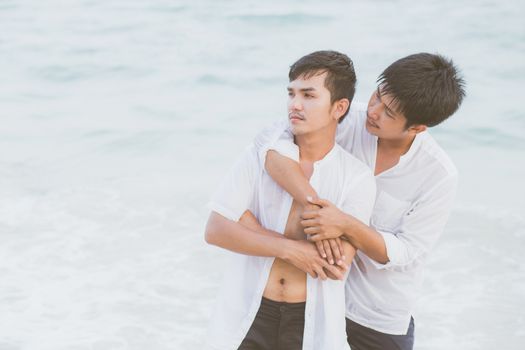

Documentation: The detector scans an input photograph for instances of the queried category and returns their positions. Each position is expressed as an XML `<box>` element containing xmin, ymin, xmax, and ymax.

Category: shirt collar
<box><xmin>312</xmin><ymin>143</ymin><xmax>339</xmax><ymax>168</ymax></box>
<box><xmin>398</xmin><ymin>131</ymin><xmax>426</xmax><ymax>164</ymax></box>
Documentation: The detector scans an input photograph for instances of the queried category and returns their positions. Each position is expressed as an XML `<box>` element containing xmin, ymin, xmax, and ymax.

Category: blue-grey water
<box><xmin>0</xmin><ymin>0</ymin><xmax>524</xmax><ymax>349</ymax></box>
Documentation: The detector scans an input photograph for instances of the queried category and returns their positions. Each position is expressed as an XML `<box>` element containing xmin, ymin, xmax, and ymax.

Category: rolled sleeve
<box><xmin>370</xmin><ymin>175</ymin><xmax>458</xmax><ymax>271</ymax></box>
<box><xmin>270</xmin><ymin>132</ymin><xmax>299</xmax><ymax>162</ymax></box>
<box><xmin>253</xmin><ymin>120</ymin><xmax>297</xmax><ymax>168</ymax></box>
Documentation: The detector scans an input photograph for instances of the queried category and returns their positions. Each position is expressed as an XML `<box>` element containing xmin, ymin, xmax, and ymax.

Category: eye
<box><xmin>288</xmin><ymin>91</ymin><xmax>294</xmax><ymax>97</ymax></box>
<box><xmin>305</xmin><ymin>93</ymin><xmax>313</xmax><ymax>98</ymax></box>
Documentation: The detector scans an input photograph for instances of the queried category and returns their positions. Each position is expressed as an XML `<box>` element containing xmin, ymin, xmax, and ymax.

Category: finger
<box><xmin>323</xmin><ymin>240</ymin><xmax>334</xmax><ymax>265</ymax></box>
<box><xmin>329</xmin><ymin>239</ymin><xmax>342</xmax><ymax>265</ymax></box>
<box><xmin>307</xmin><ymin>269</ymin><xmax>318</xmax><ymax>279</ymax></box>
<box><xmin>324</xmin><ymin>268</ymin><xmax>338</xmax><ymax>280</ymax></box>
<box><xmin>301</xmin><ymin>211</ymin><xmax>319</xmax><ymax>220</ymax></box>
<box><xmin>322</xmin><ymin>263</ymin><xmax>344</xmax><ymax>280</ymax></box>
<box><xmin>306</xmin><ymin>196</ymin><xmax>331</xmax><ymax>208</ymax></box>
<box><xmin>300</xmin><ymin>219</ymin><xmax>318</xmax><ymax>228</ymax></box>
<box><xmin>308</xmin><ymin>233</ymin><xmax>324</xmax><ymax>242</ymax></box>
<box><xmin>336</xmin><ymin>238</ymin><xmax>346</xmax><ymax>262</ymax></box>
<box><xmin>304</xmin><ymin>227</ymin><xmax>321</xmax><ymax>235</ymax></box>
<box><xmin>314</xmin><ymin>265</ymin><xmax>328</xmax><ymax>280</ymax></box>
<box><xmin>315</xmin><ymin>241</ymin><xmax>327</xmax><ymax>259</ymax></box>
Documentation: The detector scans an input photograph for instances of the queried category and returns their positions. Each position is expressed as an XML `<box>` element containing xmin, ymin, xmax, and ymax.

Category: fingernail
<box><xmin>329</xmin><ymin>259</ymin><xmax>334</xmax><ymax>264</ymax></box>
<box><xmin>322</xmin><ymin>254</ymin><xmax>327</xmax><ymax>258</ymax></box>
<box><xmin>306</xmin><ymin>196</ymin><xmax>312</xmax><ymax>202</ymax></box>
<box><xmin>342</xmin><ymin>255</ymin><xmax>346</xmax><ymax>260</ymax></box>
<box><xmin>337</xmin><ymin>260</ymin><xmax>343</xmax><ymax>265</ymax></box>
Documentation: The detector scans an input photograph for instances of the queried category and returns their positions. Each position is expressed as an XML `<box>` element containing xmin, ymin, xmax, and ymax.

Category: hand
<box><xmin>282</xmin><ymin>239</ymin><xmax>347</xmax><ymax>280</ymax></box>
<box><xmin>303</xmin><ymin>202</ymin><xmax>345</xmax><ymax>266</ymax></box>
<box><xmin>301</xmin><ymin>197</ymin><xmax>348</xmax><ymax>241</ymax></box>
<box><xmin>314</xmin><ymin>238</ymin><xmax>346</xmax><ymax>266</ymax></box>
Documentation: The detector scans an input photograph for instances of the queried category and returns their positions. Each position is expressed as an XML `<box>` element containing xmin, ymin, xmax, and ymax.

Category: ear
<box><xmin>408</xmin><ymin>124</ymin><xmax>427</xmax><ymax>134</ymax></box>
<box><xmin>333</xmin><ymin>98</ymin><xmax>350</xmax><ymax>121</ymax></box>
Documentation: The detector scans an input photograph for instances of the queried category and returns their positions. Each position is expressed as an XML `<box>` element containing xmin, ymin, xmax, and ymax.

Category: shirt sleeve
<box><xmin>341</xmin><ymin>171</ymin><xmax>377</xmax><ymax>226</ymax></box>
<box><xmin>370</xmin><ymin>174</ymin><xmax>458</xmax><ymax>271</ymax></box>
<box><xmin>253</xmin><ymin>120</ymin><xmax>298</xmax><ymax>168</ymax></box>
<box><xmin>207</xmin><ymin>145</ymin><xmax>260</xmax><ymax>221</ymax></box>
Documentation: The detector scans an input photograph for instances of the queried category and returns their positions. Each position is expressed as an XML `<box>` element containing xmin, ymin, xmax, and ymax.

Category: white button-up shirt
<box><xmin>207</xmin><ymin>139</ymin><xmax>376</xmax><ymax>350</ymax></box>
<box><xmin>255</xmin><ymin>103</ymin><xmax>459</xmax><ymax>335</ymax></box>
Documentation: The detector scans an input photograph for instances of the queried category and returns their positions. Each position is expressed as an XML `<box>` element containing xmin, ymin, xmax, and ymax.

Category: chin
<box><xmin>365</xmin><ymin>125</ymin><xmax>380</xmax><ymax>137</ymax></box>
<box><xmin>289</xmin><ymin>124</ymin><xmax>304</xmax><ymax>136</ymax></box>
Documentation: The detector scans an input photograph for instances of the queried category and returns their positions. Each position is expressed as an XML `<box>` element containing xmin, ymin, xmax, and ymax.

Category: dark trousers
<box><xmin>238</xmin><ymin>297</ymin><xmax>306</xmax><ymax>350</ymax></box>
<box><xmin>346</xmin><ymin>317</ymin><xmax>415</xmax><ymax>350</ymax></box>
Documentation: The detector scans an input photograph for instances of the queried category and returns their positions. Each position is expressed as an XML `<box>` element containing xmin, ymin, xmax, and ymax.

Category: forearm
<box><xmin>265</xmin><ymin>150</ymin><xmax>317</xmax><ymax>206</ymax></box>
<box><xmin>342</xmin><ymin>216</ymin><xmax>389</xmax><ymax>264</ymax></box>
<box><xmin>205</xmin><ymin>212</ymin><xmax>289</xmax><ymax>258</ymax></box>
<box><xmin>238</xmin><ymin>210</ymin><xmax>283</xmax><ymax>239</ymax></box>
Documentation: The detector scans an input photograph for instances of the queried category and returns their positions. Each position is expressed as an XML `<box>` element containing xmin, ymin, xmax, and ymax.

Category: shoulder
<box><xmin>253</xmin><ymin>119</ymin><xmax>289</xmax><ymax>150</ymax></box>
<box><xmin>418</xmin><ymin>132</ymin><xmax>458</xmax><ymax>178</ymax></box>
<box><xmin>334</xmin><ymin>145</ymin><xmax>375</xmax><ymax>185</ymax></box>
<box><xmin>338</xmin><ymin>102</ymin><xmax>367</xmax><ymax>132</ymax></box>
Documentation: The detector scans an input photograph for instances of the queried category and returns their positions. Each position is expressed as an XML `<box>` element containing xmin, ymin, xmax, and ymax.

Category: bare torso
<box><xmin>263</xmin><ymin>200</ymin><xmax>307</xmax><ymax>302</ymax></box>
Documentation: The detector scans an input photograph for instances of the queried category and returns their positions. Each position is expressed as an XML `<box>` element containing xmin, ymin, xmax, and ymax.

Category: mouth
<box><xmin>289</xmin><ymin>113</ymin><xmax>305</xmax><ymax>122</ymax></box>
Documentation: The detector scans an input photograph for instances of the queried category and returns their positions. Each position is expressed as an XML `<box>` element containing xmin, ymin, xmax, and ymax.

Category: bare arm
<box><xmin>340</xmin><ymin>215</ymin><xmax>388</xmax><ymax>264</ymax></box>
<box><xmin>266</xmin><ymin>151</ymin><xmax>389</xmax><ymax>264</ymax></box>
<box><xmin>237</xmin><ymin>210</ymin><xmax>283</xmax><ymax>239</ymax></box>
<box><xmin>266</xmin><ymin>150</ymin><xmax>361</xmax><ymax>265</ymax></box>
<box><xmin>205</xmin><ymin>211</ymin><xmax>286</xmax><ymax>257</ymax></box>
<box><xmin>265</xmin><ymin>151</ymin><xmax>317</xmax><ymax>207</ymax></box>
<box><xmin>205</xmin><ymin>211</ymin><xmax>347</xmax><ymax>280</ymax></box>
<box><xmin>302</xmin><ymin>198</ymin><xmax>388</xmax><ymax>264</ymax></box>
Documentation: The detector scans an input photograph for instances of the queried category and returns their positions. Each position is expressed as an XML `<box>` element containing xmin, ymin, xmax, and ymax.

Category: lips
<box><xmin>289</xmin><ymin>113</ymin><xmax>305</xmax><ymax>121</ymax></box>
<box><xmin>366</xmin><ymin>118</ymin><xmax>378</xmax><ymax>128</ymax></box>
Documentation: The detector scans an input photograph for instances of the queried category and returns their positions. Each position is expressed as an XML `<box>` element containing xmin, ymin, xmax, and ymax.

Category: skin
<box><xmin>205</xmin><ymin>211</ymin><xmax>347</xmax><ymax>280</ymax></box>
<box><xmin>263</xmin><ymin>72</ymin><xmax>355</xmax><ymax>302</ymax></box>
<box><xmin>265</xmin><ymin>85</ymin><xmax>428</xmax><ymax>264</ymax></box>
<box><xmin>205</xmin><ymin>71</ymin><xmax>356</xmax><ymax>302</ymax></box>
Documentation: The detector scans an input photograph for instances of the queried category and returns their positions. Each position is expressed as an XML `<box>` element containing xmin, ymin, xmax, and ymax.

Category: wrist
<box><xmin>342</xmin><ymin>214</ymin><xmax>356</xmax><ymax>239</ymax></box>
<box><xmin>277</xmin><ymin>238</ymin><xmax>295</xmax><ymax>261</ymax></box>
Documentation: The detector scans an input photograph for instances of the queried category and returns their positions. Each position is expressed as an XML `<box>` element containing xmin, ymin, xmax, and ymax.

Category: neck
<box><xmin>294</xmin><ymin>124</ymin><xmax>337</xmax><ymax>162</ymax></box>
<box><xmin>378</xmin><ymin>133</ymin><xmax>417</xmax><ymax>155</ymax></box>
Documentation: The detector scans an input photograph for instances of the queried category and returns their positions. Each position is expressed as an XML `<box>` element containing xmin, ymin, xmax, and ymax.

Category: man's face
<box><xmin>287</xmin><ymin>72</ymin><xmax>338</xmax><ymax>136</ymax></box>
<box><xmin>366</xmin><ymin>86</ymin><xmax>411</xmax><ymax>140</ymax></box>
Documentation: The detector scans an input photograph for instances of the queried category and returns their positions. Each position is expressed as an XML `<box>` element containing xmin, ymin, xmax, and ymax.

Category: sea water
<box><xmin>0</xmin><ymin>0</ymin><xmax>524</xmax><ymax>349</ymax></box>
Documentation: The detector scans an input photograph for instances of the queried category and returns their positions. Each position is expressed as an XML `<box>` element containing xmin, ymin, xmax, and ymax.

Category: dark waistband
<box><xmin>261</xmin><ymin>296</ymin><xmax>306</xmax><ymax>311</ymax></box>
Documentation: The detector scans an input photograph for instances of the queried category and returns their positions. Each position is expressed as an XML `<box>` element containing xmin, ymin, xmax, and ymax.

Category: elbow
<box><xmin>204</xmin><ymin>214</ymin><xmax>222</xmax><ymax>246</ymax></box>
<box><xmin>204</xmin><ymin>225</ymin><xmax>217</xmax><ymax>245</ymax></box>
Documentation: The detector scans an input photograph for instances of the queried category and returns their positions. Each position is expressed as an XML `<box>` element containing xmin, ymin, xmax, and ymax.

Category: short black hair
<box><xmin>378</xmin><ymin>53</ymin><xmax>466</xmax><ymax>128</ymax></box>
<box><xmin>289</xmin><ymin>50</ymin><xmax>356</xmax><ymax>122</ymax></box>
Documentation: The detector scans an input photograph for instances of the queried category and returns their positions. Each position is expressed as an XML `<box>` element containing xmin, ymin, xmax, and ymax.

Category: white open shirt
<box><xmin>256</xmin><ymin>102</ymin><xmax>459</xmax><ymax>335</ymax></box>
<box><xmin>207</xmin><ymin>139</ymin><xmax>376</xmax><ymax>350</ymax></box>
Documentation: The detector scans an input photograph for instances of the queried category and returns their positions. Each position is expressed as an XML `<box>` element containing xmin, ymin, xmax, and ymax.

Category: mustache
<box><xmin>288</xmin><ymin>112</ymin><xmax>305</xmax><ymax>120</ymax></box>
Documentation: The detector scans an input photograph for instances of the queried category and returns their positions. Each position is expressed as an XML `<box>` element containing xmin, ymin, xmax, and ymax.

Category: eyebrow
<box><xmin>377</xmin><ymin>86</ymin><xmax>397</xmax><ymax>117</ymax></box>
<box><xmin>287</xmin><ymin>87</ymin><xmax>317</xmax><ymax>92</ymax></box>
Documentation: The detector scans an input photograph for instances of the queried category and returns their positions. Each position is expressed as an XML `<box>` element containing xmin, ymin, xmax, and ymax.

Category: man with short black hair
<box><xmin>204</xmin><ymin>51</ymin><xmax>376</xmax><ymax>350</ymax></box>
<box><xmin>255</xmin><ymin>52</ymin><xmax>466</xmax><ymax>349</ymax></box>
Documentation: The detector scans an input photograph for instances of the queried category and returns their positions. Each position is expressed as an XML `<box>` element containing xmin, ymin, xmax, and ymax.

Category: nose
<box><xmin>289</xmin><ymin>95</ymin><xmax>302</xmax><ymax>111</ymax></box>
<box><xmin>368</xmin><ymin>99</ymin><xmax>383</xmax><ymax>120</ymax></box>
